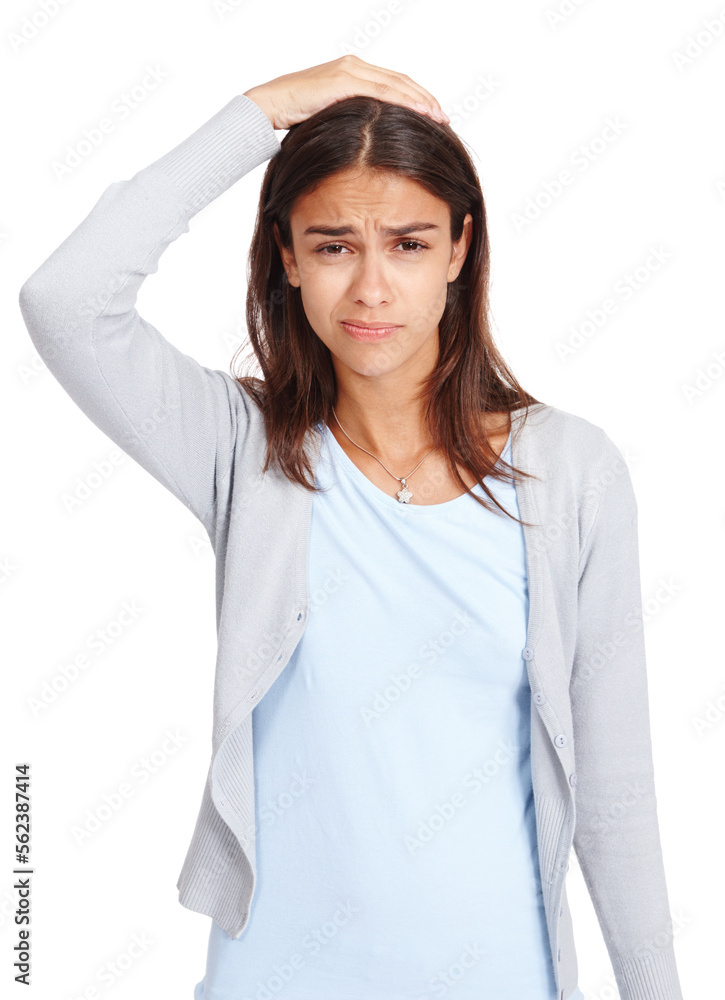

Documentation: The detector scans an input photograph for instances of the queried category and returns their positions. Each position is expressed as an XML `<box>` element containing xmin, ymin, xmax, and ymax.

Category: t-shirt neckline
<box><xmin>317</xmin><ymin>419</ymin><xmax>513</xmax><ymax>515</ymax></box>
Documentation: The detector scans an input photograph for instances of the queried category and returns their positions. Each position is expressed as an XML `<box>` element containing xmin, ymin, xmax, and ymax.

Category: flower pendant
<box><xmin>397</xmin><ymin>479</ymin><xmax>413</xmax><ymax>503</ymax></box>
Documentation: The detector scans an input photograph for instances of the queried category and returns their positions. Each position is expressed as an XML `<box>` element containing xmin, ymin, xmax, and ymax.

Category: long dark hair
<box><xmin>231</xmin><ymin>95</ymin><xmax>542</xmax><ymax>525</ymax></box>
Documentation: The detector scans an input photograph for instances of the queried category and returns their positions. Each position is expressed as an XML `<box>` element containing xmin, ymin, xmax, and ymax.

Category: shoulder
<box><xmin>515</xmin><ymin>401</ymin><xmax>626</xmax><ymax>470</ymax></box>
<box><xmin>514</xmin><ymin>401</ymin><xmax>637</xmax><ymax>520</ymax></box>
<box><xmin>514</xmin><ymin>400</ymin><xmax>609</xmax><ymax>446</ymax></box>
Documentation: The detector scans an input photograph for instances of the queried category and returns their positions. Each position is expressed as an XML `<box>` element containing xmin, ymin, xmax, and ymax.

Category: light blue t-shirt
<box><xmin>194</xmin><ymin>419</ymin><xmax>559</xmax><ymax>1000</ymax></box>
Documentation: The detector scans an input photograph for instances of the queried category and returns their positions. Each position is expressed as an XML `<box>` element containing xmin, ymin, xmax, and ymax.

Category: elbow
<box><xmin>19</xmin><ymin>271</ymin><xmax>52</xmax><ymax>354</ymax></box>
<box><xmin>18</xmin><ymin>267</ymin><xmax>76</xmax><ymax>367</ymax></box>
<box><xmin>18</xmin><ymin>271</ymin><xmax>41</xmax><ymax>319</ymax></box>
<box><xmin>18</xmin><ymin>264</ymin><xmax>54</xmax><ymax>329</ymax></box>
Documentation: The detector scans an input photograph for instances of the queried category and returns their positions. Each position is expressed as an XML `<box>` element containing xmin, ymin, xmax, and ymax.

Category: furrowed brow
<box><xmin>302</xmin><ymin>222</ymin><xmax>441</xmax><ymax>238</ymax></box>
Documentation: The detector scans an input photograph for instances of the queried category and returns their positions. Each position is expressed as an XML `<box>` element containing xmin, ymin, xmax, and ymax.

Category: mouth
<box><xmin>340</xmin><ymin>321</ymin><xmax>402</xmax><ymax>342</ymax></box>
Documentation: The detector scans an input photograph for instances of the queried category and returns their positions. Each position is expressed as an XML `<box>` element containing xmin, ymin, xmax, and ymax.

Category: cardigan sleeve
<box><xmin>570</xmin><ymin>432</ymin><xmax>683</xmax><ymax>1000</ymax></box>
<box><xmin>18</xmin><ymin>95</ymin><xmax>281</xmax><ymax>529</ymax></box>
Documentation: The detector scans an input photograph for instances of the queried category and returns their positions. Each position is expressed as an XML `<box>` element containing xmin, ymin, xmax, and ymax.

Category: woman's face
<box><xmin>276</xmin><ymin>168</ymin><xmax>472</xmax><ymax>381</ymax></box>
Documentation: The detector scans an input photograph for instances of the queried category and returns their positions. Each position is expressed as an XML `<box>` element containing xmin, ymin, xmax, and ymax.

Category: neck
<box><xmin>331</xmin><ymin>394</ymin><xmax>435</xmax><ymax>464</ymax></box>
<box><xmin>328</xmin><ymin>327</ymin><xmax>445</xmax><ymax>461</ymax></box>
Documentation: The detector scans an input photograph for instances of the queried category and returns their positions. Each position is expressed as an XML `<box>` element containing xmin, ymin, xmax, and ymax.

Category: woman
<box><xmin>19</xmin><ymin>56</ymin><xmax>683</xmax><ymax>1000</ymax></box>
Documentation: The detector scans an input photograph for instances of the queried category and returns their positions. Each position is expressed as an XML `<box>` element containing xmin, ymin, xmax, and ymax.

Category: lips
<box><xmin>340</xmin><ymin>320</ymin><xmax>402</xmax><ymax>342</ymax></box>
<box><xmin>342</xmin><ymin>320</ymin><xmax>400</xmax><ymax>329</ymax></box>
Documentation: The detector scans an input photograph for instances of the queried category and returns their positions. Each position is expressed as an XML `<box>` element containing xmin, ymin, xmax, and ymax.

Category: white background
<box><xmin>3</xmin><ymin>0</ymin><xmax>722</xmax><ymax>997</ymax></box>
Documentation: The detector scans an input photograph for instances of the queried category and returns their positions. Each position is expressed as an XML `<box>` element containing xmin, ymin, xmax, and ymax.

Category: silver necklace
<box><xmin>331</xmin><ymin>405</ymin><xmax>438</xmax><ymax>504</ymax></box>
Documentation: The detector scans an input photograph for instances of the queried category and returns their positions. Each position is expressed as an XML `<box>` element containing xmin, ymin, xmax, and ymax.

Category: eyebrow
<box><xmin>301</xmin><ymin>222</ymin><xmax>441</xmax><ymax>238</ymax></box>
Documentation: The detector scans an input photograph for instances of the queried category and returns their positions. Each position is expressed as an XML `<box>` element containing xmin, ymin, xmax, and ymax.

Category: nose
<box><xmin>347</xmin><ymin>251</ymin><xmax>393</xmax><ymax>307</ymax></box>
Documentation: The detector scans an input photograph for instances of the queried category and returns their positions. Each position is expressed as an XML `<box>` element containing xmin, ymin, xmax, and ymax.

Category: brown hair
<box><xmin>231</xmin><ymin>95</ymin><xmax>542</xmax><ymax>525</ymax></box>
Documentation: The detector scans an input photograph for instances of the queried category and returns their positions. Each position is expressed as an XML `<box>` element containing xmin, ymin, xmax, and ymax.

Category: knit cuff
<box><xmin>138</xmin><ymin>94</ymin><xmax>281</xmax><ymax>214</ymax></box>
<box><xmin>612</xmin><ymin>943</ymin><xmax>683</xmax><ymax>1000</ymax></box>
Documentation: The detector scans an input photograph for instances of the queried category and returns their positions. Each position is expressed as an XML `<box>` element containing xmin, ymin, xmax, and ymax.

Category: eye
<box><xmin>396</xmin><ymin>240</ymin><xmax>428</xmax><ymax>253</ymax></box>
<box><xmin>314</xmin><ymin>240</ymin><xmax>429</xmax><ymax>256</ymax></box>
<box><xmin>315</xmin><ymin>243</ymin><xmax>350</xmax><ymax>255</ymax></box>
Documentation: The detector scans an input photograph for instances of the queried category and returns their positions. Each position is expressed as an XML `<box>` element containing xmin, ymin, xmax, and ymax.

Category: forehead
<box><xmin>290</xmin><ymin>168</ymin><xmax>447</xmax><ymax>225</ymax></box>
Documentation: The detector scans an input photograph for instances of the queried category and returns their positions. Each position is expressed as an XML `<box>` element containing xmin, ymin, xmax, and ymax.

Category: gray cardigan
<box><xmin>18</xmin><ymin>94</ymin><xmax>683</xmax><ymax>1000</ymax></box>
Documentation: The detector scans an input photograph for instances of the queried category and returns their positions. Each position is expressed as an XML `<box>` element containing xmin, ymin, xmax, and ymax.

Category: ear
<box><xmin>273</xmin><ymin>221</ymin><xmax>301</xmax><ymax>287</ymax></box>
<box><xmin>447</xmin><ymin>213</ymin><xmax>473</xmax><ymax>282</ymax></box>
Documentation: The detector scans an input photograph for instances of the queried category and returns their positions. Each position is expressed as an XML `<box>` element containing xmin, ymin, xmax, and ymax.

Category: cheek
<box><xmin>406</xmin><ymin>267</ymin><xmax>449</xmax><ymax>328</ymax></box>
<box><xmin>298</xmin><ymin>269</ymin><xmax>340</xmax><ymax>321</ymax></box>
<box><xmin>405</xmin><ymin>255</ymin><xmax>449</xmax><ymax>295</ymax></box>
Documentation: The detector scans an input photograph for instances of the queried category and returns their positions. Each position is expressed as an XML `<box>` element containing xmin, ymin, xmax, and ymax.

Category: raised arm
<box><xmin>18</xmin><ymin>56</ymin><xmax>448</xmax><ymax>529</ymax></box>
<box><xmin>18</xmin><ymin>94</ymin><xmax>281</xmax><ymax>529</ymax></box>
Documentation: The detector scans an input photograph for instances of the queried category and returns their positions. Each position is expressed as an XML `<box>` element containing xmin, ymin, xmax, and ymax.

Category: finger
<box><xmin>340</xmin><ymin>56</ymin><xmax>447</xmax><ymax>117</ymax></box>
<box><xmin>380</xmin><ymin>68</ymin><xmax>447</xmax><ymax>119</ymax></box>
<box><xmin>365</xmin><ymin>65</ymin><xmax>448</xmax><ymax>119</ymax></box>
<box><xmin>342</xmin><ymin>58</ymin><xmax>448</xmax><ymax>121</ymax></box>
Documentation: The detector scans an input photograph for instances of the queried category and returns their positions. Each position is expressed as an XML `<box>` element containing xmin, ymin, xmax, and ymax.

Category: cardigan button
<box><xmin>533</xmin><ymin>691</ymin><xmax>546</xmax><ymax>705</ymax></box>
<box><xmin>569</xmin><ymin>772</ymin><xmax>577</xmax><ymax>786</ymax></box>
<box><xmin>522</xmin><ymin>647</ymin><xmax>534</xmax><ymax>660</ymax></box>
<box><xmin>554</xmin><ymin>733</ymin><xmax>568</xmax><ymax>747</ymax></box>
